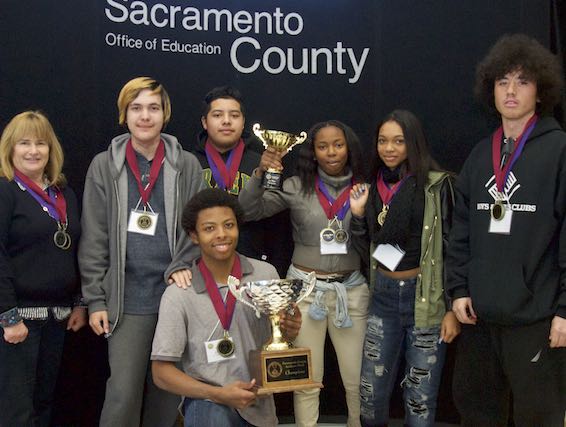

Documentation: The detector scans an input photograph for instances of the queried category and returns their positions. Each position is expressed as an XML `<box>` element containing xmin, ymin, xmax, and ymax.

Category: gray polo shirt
<box><xmin>151</xmin><ymin>254</ymin><xmax>279</xmax><ymax>426</ymax></box>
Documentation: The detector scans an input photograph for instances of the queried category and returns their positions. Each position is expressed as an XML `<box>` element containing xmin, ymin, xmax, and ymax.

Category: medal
<box><xmin>320</xmin><ymin>227</ymin><xmax>336</xmax><ymax>243</ymax></box>
<box><xmin>126</xmin><ymin>139</ymin><xmax>165</xmax><ymax>224</ymax></box>
<box><xmin>53</xmin><ymin>229</ymin><xmax>71</xmax><ymax>250</ymax></box>
<box><xmin>334</xmin><ymin>228</ymin><xmax>349</xmax><ymax>244</ymax></box>
<box><xmin>53</xmin><ymin>222</ymin><xmax>71</xmax><ymax>250</ymax></box>
<box><xmin>315</xmin><ymin>176</ymin><xmax>352</xmax><ymax>238</ymax></box>
<box><xmin>137</xmin><ymin>214</ymin><xmax>153</xmax><ymax>229</ymax></box>
<box><xmin>377</xmin><ymin>205</ymin><xmax>388</xmax><ymax>226</ymax></box>
<box><xmin>53</xmin><ymin>224</ymin><xmax>72</xmax><ymax>250</ymax></box>
<box><xmin>491</xmin><ymin>200</ymin><xmax>505</xmax><ymax>221</ymax></box>
<box><xmin>376</xmin><ymin>170</ymin><xmax>410</xmax><ymax>227</ymax></box>
<box><xmin>14</xmin><ymin>171</ymin><xmax>72</xmax><ymax>251</ymax></box>
<box><xmin>217</xmin><ymin>332</ymin><xmax>235</xmax><ymax>358</ymax></box>
<box><xmin>199</xmin><ymin>257</ymin><xmax>242</xmax><ymax>358</ymax></box>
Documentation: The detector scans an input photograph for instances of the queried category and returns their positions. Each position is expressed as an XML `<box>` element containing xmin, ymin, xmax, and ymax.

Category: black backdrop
<box><xmin>1</xmin><ymin>0</ymin><xmax>561</xmax><ymax>197</ymax></box>
<box><xmin>1</xmin><ymin>1</ymin><xmax>564</xmax><ymax>425</ymax></box>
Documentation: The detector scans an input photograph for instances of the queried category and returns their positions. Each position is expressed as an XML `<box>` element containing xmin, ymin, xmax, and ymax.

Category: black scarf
<box><xmin>367</xmin><ymin>170</ymin><xmax>417</xmax><ymax>247</ymax></box>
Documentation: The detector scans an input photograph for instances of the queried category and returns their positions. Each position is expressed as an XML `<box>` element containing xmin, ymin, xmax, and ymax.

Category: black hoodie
<box><xmin>191</xmin><ymin>130</ymin><xmax>293</xmax><ymax>276</ymax></box>
<box><xmin>447</xmin><ymin>117</ymin><xmax>566</xmax><ymax>325</ymax></box>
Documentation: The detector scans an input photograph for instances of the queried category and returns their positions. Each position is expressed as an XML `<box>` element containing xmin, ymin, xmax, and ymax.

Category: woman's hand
<box><xmin>349</xmin><ymin>183</ymin><xmax>369</xmax><ymax>217</ymax></box>
<box><xmin>279</xmin><ymin>303</ymin><xmax>302</xmax><ymax>342</ymax></box>
<box><xmin>255</xmin><ymin>147</ymin><xmax>284</xmax><ymax>177</ymax></box>
<box><xmin>3</xmin><ymin>321</ymin><xmax>28</xmax><ymax>344</ymax></box>
<box><xmin>67</xmin><ymin>306</ymin><xmax>88</xmax><ymax>332</ymax></box>
<box><xmin>440</xmin><ymin>310</ymin><xmax>461</xmax><ymax>343</ymax></box>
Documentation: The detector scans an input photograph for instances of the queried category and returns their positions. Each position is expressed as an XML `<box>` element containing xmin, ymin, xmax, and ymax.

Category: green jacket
<box><xmin>366</xmin><ymin>171</ymin><xmax>454</xmax><ymax>328</ymax></box>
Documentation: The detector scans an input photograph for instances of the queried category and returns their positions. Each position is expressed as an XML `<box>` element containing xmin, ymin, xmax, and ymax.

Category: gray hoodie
<box><xmin>79</xmin><ymin>133</ymin><xmax>203</xmax><ymax>333</ymax></box>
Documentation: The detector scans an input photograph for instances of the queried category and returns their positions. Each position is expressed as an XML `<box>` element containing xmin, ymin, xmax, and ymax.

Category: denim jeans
<box><xmin>183</xmin><ymin>398</ymin><xmax>254</xmax><ymax>427</ymax></box>
<box><xmin>0</xmin><ymin>316</ymin><xmax>66</xmax><ymax>427</ymax></box>
<box><xmin>359</xmin><ymin>271</ymin><xmax>446</xmax><ymax>427</ymax></box>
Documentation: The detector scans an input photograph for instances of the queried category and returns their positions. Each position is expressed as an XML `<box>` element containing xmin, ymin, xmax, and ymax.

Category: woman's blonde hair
<box><xmin>0</xmin><ymin>111</ymin><xmax>66</xmax><ymax>186</ymax></box>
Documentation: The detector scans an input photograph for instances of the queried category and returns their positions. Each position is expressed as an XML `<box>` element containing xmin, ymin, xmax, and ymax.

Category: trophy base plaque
<box><xmin>249</xmin><ymin>347</ymin><xmax>323</xmax><ymax>395</ymax></box>
<box><xmin>262</xmin><ymin>169</ymin><xmax>283</xmax><ymax>190</ymax></box>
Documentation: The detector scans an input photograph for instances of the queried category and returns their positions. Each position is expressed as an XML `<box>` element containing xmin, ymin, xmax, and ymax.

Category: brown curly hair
<box><xmin>475</xmin><ymin>33</ymin><xmax>563</xmax><ymax>115</ymax></box>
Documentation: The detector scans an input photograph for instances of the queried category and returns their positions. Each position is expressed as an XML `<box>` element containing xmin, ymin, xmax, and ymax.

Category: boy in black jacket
<box><xmin>166</xmin><ymin>86</ymin><xmax>293</xmax><ymax>286</ymax></box>
<box><xmin>447</xmin><ymin>34</ymin><xmax>566</xmax><ymax>426</ymax></box>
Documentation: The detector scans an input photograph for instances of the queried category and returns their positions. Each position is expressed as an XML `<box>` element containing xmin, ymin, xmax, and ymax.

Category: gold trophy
<box><xmin>228</xmin><ymin>272</ymin><xmax>323</xmax><ymax>395</ymax></box>
<box><xmin>253</xmin><ymin>123</ymin><xmax>307</xmax><ymax>190</ymax></box>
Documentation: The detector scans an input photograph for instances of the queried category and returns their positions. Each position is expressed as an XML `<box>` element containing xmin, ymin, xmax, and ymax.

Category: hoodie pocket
<box><xmin>468</xmin><ymin>258</ymin><xmax>534</xmax><ymax>323</ymax></box>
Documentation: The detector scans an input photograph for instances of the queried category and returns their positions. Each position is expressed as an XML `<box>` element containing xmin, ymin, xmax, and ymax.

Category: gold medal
<box><xmin>377</xmin><ymin>205</ymin><xmax>389</xmax><ymax>226</ymax></box>
<box><xmin>217</xmin><ymin>332</ymin><xmax>235</xmax><ymax>357</ymax></box>
<box><xmin>491</xmin><ymin>200</ymin><xmax>505</xmax><ymax>221</ymax></box>
<box><xmin>137</xmin><ymin>214</ymin><xmax>153</xmax><ymax>229</ymax></box>
<box><xmin>334</xmin><ymin>229</ymin><xmax>349</xmax><ymax>244</ymax></box>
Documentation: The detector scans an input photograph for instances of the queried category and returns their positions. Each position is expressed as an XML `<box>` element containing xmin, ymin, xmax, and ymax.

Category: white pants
<box><xmin>293</xmin><ymin>283</ymin><xmax>369</xmax><ymax>427</ymax></box>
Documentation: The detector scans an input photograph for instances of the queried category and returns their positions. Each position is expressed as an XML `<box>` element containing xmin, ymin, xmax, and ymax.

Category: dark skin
<box><xmin>279</xmin><ymin>302</ymin><xmax>302</xmax><ymax>342</ymax></box>
<box><xmin>153</xmin><ymin>206</ymin><xmax>303</xmax><ymax>405</ymax></box>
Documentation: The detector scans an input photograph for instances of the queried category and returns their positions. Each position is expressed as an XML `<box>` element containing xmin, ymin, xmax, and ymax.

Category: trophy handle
<box><xmin>227</xmin><ymin>275</ymin><xmax>261</xmax><ymax>318</ymax></box>
<box><xmin>295</xmin><ymin>271</ymin><xmax>317</xmax><ymax>305</ymax></box>
<box><xmin>252</xmin><ymin>123</ymin><xmax>266</xmax><ymax>147</ymax></box>
<box><xmin>286</xmin><ymin>131</ymin><xmax>308</xmax><ymax>152</ymax></box>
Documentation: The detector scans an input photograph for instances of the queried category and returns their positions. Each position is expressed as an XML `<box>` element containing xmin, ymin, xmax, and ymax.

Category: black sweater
<box><xmin>0</xmin><ymin>178</ymin><xmax>81</xmax><ymax>313</ymax></box>
<box><xmin>446</xmin><ymin>117</ymin><xmax>566</xmax><ymax>325</ymax></box>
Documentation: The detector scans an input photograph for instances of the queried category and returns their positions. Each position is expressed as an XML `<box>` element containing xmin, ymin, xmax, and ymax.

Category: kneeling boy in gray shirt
<box><xmin>151</xmin><ymin>188</ymin><xmax>302</xmax><ymax>427</ymax></box>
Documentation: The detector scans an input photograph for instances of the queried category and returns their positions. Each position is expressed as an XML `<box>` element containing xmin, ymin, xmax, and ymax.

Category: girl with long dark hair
<box><xmin>350</xmin><ymin>110</ymin><xmax>460</xmax><ymax>427</ymax></box>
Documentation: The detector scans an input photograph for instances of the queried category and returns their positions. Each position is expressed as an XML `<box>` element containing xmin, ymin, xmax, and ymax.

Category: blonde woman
<box><xmin>0</xmin><ymin>111</ymin><xmax>86</xmax><ymax>426</ymax></box>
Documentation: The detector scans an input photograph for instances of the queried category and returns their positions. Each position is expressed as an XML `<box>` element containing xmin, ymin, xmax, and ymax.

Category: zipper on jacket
<box><xmin>111</xmin><ymin>179</ymin><xmax>122</xmax><ymax>335</ymax></box>
<box><xmin>172</xmin><ymin>173</ymin><xmax>180</xmax><ymax>255</ymax></box>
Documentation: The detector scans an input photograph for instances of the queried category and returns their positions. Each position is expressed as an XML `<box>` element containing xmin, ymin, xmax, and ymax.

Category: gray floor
<box><xmin>279</xmin><ymin>416</ymin><xmax>458</xmax><ymax>426</ymax></box>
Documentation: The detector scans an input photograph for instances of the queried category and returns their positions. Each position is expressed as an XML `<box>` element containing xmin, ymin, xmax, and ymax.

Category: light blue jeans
<box><xmin>183</xmin><ymin>398</ymin><xmax>253</xmax><ymax>427</ymax></box>
<box><xmin>359</xmin><ymin>271</ymin><xmax>446</xmax><ymax>427</ymax></box>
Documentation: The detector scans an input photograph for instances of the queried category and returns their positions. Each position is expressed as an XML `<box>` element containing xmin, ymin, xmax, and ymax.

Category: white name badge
<box><xmin>372</xmin><ymin>244</ymin><xmax>405</xmax><ymax>271</ymax></box>
<box><xmin>205</xmin><ymin>337</ymin><xmax>236</xmax><ymax>363</ymax></box>
<box><xmin>320</xmin><ymin>235</ymin><xmax>348</xmax><ymax>255</ymax></box>
<box><xmin>127</xmin><ymin>209</ymin><xmax>158</xmax><ymax>236</ymax></box>
<box><xmin>489</xmin><ymin>206</ymin><xmax>513</xmax><ymax>234</ymax></box>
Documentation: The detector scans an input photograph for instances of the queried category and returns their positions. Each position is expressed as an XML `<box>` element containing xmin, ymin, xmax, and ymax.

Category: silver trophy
<box><xmin>228</xmin><ymin>272</ymin><xmax>322</xmax><ymax>394</ymax></box>
<box><xmin>228</xmin><ymin>272</ymin><xmax>316</xmax><ymax>351</ymax></box>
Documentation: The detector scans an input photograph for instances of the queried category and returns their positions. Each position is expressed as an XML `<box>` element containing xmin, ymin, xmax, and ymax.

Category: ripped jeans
<box><xmin>359</xmin><ymin>271</ymin><xmax>446</xmax><ymax>427</ymax></box>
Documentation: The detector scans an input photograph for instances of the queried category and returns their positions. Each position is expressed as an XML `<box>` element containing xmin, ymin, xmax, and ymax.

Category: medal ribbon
<box><xmin>199</xmin><ymin>256</ymin><xmax>242</xmax><ymax>331</ymax></box>
<box><xmin>376</xmin><ymin>170</ymin><xmax>410</xmax><ymax>206</ymax></box>
<box><xmin>491</xmin><ymin>114</ymin><xmax>538</xmax><ymax>192</ymax></box>
<box><xmin>14</xmin><ymin>169</ymin><xmax>67</xmax><ymax>223</ymax></box>
<box><xmin>205</xmin><ymin>139</ymin><xmax>245</xmax><ymax>190</ymax></box>
<box><xmin>125</xmin><ymin>139</ymin><xmax>165</xmax><ymax>205</ymax></box>
<box><xmin>315</xmin><ymin>176</ymin><xmax>352</xmax><ymax>221</ymax></box>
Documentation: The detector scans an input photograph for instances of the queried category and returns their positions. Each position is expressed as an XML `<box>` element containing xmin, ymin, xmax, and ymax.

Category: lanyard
<box><xmin>376</xmin><ymin>170</ymin><xmax>410</xmax><ymax>206</ymax></box>
<box><xmin>491</xmin><ymin>114</ymin><xmax>537</xmax><ymax>192</ymax></box>
<box><xmin>125</xmin><ymin>139</ymin><xmax>165</xmax><ymax>205</ymax></box>
<box><xmin>199</xmin><ymin>256</ymin><xmax>242</xmax><ymax>331</ymax></box>
<box><xmin>205</xmin><ymin>139</ymin><xmax>245</xmax><ymax>190</ymax></box>
<box><xmin>14</xmin><ymin>170</ymin><xmax>67</xmax><ymax>223</ymax></box>
<box><xmin>314</xmin><ymin>176</ymin><xmax>352</xmax><ymax>221</ymax></box>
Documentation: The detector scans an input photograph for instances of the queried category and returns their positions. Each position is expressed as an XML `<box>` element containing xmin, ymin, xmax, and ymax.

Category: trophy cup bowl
<box><xmin>253</xmin><ymin>123</ymin><xmax>307</xmax><ymax>190</ymax></box>
<box><xmin>228</xmin><ymin>272</ymin><xmax>323</xmax><ymax>394</ymax></box>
